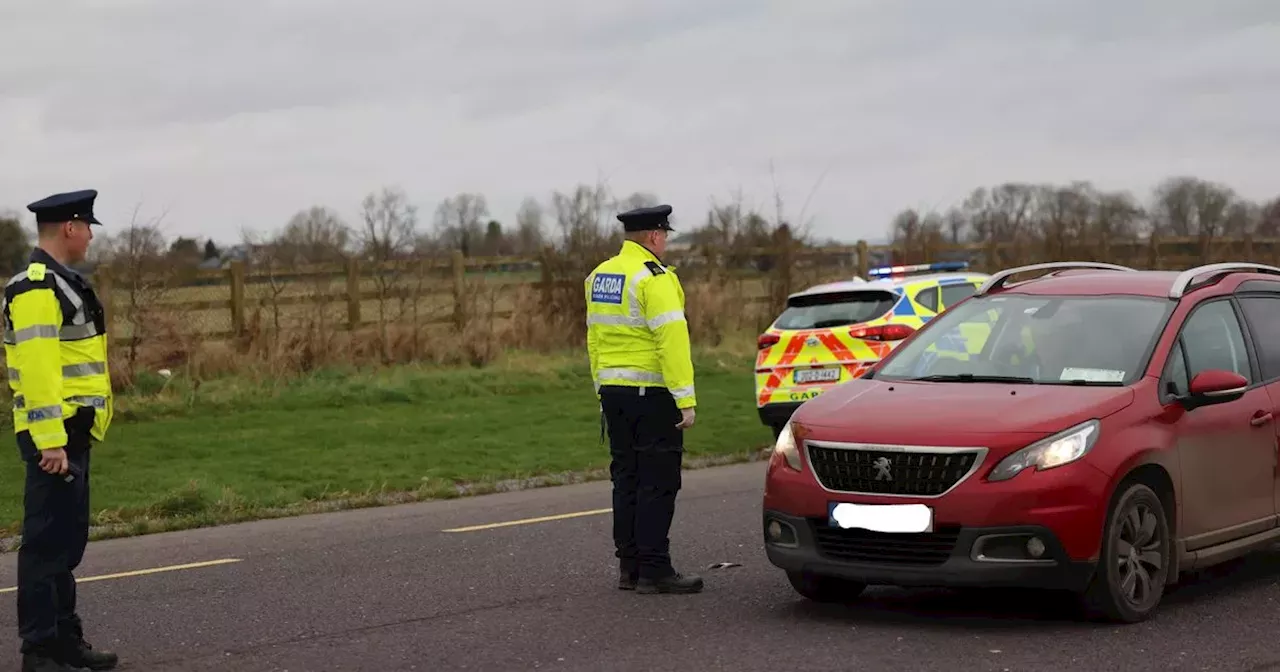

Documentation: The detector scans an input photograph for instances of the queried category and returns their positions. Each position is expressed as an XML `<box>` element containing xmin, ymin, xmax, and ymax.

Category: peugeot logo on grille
<box><xmin>806</xmin><ymin>336</ymin><xmax>820</xmax><ymax>346</ymax></box>
<box><xmin>872</xmin><ymin>457</ymin><xmax>892</xmax><ymax>481</ymax></box>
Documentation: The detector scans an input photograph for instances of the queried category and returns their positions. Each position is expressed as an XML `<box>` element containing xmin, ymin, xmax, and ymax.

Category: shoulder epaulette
<box><xmin>26</xmin><ymin>263</ymin><xmax>46</xmax><ymax>282</ymax></box>
<box><xmin>643</xmin><ymin>261</ymin><xmax>665</xmax><ymax>276</ymax></box>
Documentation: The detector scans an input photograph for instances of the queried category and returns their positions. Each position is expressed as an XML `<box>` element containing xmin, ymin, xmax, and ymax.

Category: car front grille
<box><xmin>806</xmin><ymin>443</ymin><xmax>983</xmax><ymax>496</ymax></box>
<box><xmin>810</xmin><ymin>521</ymin><xmax>961</xmax><ymax>565</ymax></box>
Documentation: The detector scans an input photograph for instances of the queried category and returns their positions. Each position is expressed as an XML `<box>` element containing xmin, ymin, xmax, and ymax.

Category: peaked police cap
<box><xmin>26</xmin><ymin>189</ymin><xmax>103</xmax><ymax>225</ymax></box>
<box><xmin>616</xmin><ymin>204</ymin><xmax>674</xmax><ymax>232</ymax></box>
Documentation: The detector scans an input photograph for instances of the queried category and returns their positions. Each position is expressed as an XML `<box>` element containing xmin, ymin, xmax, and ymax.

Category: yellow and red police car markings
<box><xmin>757</xmin><ymin>332</ymin><xmax>808</xmax><ymax>406</ymax></box>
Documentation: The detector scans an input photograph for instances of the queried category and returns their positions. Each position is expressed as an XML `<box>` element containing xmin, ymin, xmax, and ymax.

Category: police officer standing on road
<box><xmin>4</xmin><ymin>190</ymin><xmax>118</xmax><ymax>672</ymax></box>
<box><xmin>585</xmin><ymin>204</ymin><xmax>703</xmax><ymax>595</ymax></box>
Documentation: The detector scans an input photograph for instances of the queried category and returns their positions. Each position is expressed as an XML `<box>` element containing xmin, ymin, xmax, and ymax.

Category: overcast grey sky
<box><xmin>1</xmin><ymin>0</ymin><xmax>1277</xmax><ymax>246</ymax></box>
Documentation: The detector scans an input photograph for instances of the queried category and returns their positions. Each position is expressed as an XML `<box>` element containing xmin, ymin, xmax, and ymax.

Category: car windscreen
<box><xmin>773</xmin><ymin>289</ymin><xmax>900</xmax><ymax>330</ymax></box>
<box><xmin>873</xmin><ymin>293</ymin><xmax>1173</xmax><ymax>385</ymax></box>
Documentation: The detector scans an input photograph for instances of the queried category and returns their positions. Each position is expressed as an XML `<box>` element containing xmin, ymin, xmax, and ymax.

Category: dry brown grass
<box><xmin>0</xmin><ymin>243</ymin><xmax>859</xmax><ymax>399</ymax></box>
<box><xmin>82</xmin><ymin>256</ymin><xmax>853</xmax><ymax>393</ymax></box>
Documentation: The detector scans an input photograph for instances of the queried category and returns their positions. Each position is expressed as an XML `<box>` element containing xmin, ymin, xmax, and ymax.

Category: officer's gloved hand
<box><xmin>676</xmin><ymin>407</ymin><xmax>696</xmax><ymax>430</ymax></box>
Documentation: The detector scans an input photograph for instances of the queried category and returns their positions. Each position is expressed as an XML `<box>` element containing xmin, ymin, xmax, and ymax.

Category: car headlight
<box><xmin>774</xmin><ymin>422</ymin><xmax>803</xmax><ymax>471</ymax></box>
<box><xmin>987</xmin><ymin>420</ymin><xmax>1100</xmax><ymax>482</ymax></box>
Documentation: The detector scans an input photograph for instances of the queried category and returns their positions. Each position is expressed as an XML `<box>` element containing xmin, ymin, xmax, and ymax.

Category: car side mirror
<box><xmin>1182</xmin><ymin>369</ymin><xmax>1249</xmax><ymax>409</ymax></box>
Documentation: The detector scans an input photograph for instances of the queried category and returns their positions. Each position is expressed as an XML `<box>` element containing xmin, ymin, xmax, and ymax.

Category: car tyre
<box><xmin>786</xmin><ymin>570</ymin><xmax>867</xmax><ymax>603</ymax></box>
<box><xmin>1079</xmin><ymin>482</ymin><xmax>1170</xmax><ymax>623</ymax></box>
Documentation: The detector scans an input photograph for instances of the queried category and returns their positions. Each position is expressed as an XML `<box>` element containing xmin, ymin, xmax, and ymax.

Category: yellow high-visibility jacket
<box><xmin>584</xmin><ymin>240</ymin><xmax>696</xmax><ymax>409</ymax></box>
<box><xmin>2</xmin><ymin>251</ymin><xmax>113</xmax><ymax>451</ymax></box>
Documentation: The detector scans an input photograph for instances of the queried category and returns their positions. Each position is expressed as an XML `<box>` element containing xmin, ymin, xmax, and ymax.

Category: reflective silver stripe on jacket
<box><xmin>595</xmin><ymin>368</ymin><xmax>664</xmax><ymax>385</ymax></box>
<box><xmin>25</xmin><ymin>405</ymin><xmax>61</xmax><ymax>423</ymax></box>
<box><xmin>626</xmin><ymin>268</ymin><xmax>651</xmax><ymax>321</ymax></box>
<box><xmin>63</xmin><ymin>362</ymin><xmax>107</xmax><ymax>378</ymax></box>
<box><xmin>52</xmin><ymin>274</ymin><xmax>88</xmax><ymax>326</ymax></box>
<box><xmin>3</xmin><ymin>322</ymin><xmax>101</xmax><ymax>344</ymax></box>
<box><xmin>67</xmin><ymin>395</ymin><xmax>108</xmax><ymax>409</ymax></box>
<box><xmin>6</xmin><ymin>361</ymin><xmax>106</xmax><ymax>382</ymax></box>
<box><xmin>670</xmin><ymin>385</ymin><xmax>695</xmax><ymax>400</ymax></box>
<box><xmin>12</xmin><ymin>395</ymin><xmax>108</xmax><ymax>411</ymax></box>
<box><xmin>646</xmin><ymin>310</ymin><xmax>685</xmax><ymax>330</ymax></box>
<box><xmin>1</xmin><ymin>266</ymin><xmax>96</xmax><ymax>343</ymax></box>
<box><xmin>62</xmin><ymin>323</ymin><xmax>101</xmax><ymax>339</ymax></box>
<box><xmin>9</xmin><ymin>324</ymin><xmax>59</xmax><ymax>344</ymax></box>
<box><xmin>587</xmin><ymin>313</ymin><xmax>646</xmax><ymax>327</ymax></box>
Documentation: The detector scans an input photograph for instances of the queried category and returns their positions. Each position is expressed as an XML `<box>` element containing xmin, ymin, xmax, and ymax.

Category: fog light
<box><xmin>1026</xmin><ymin>536</ymin><xmax>1046</xmax><ymax>559</ymax></box>
<box><xmin>765</xmin><ymin>518</ymin><xmax>798</xmax><ymax>547</ymax></box>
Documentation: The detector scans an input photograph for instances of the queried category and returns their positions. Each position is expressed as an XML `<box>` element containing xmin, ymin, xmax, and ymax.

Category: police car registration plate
<box><xmin>794</xmin><ymin>367</ymin><xmax>841</xmax><ymax>384</ymax></box>
<box><xmin>828</xmin><ymin>501</ymin><xmax>933</xmax><ymax>533</ymax></box>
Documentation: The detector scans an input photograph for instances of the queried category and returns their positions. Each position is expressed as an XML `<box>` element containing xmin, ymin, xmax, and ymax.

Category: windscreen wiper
<box><xmin>1050</xmin><ymin>378</ymin><xmax>1124</xmax><ymax>386</ymax></box>
<box><xmin>911</xmin><ymin>373</ymin><xmax>1035</xmax><ymax>383</ymax></box>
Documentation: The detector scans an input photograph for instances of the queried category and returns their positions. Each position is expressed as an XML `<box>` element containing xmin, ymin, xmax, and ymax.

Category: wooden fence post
<box><xmin>855</xmin><ymin>240</ymin><xmax>868</xmax><ymax>278</ymax></box>
<box><xmin>538</xmin><ymin>247</ymin><xmax>554</xmax><ymax>314</ymax></box>
<box><xmin>94</xmin><ymin>267</ymin><xmax>113</xmax><ymax>340</ymax></box>
<box><xmin>229</xmin><ymin>260</ymin><xmax>246</xmax><ymax>337</ymax></box>
<box><xmin>451</xmin><ymin>250</ymin><xmax>466</xmax><ymax>331</ymax></box>
<box><xmin>346</xmin><ymin>257</ymin><xmax>361</xmax><ymax>331</ymax></box>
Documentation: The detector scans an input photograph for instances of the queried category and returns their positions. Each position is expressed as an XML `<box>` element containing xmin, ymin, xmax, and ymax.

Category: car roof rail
<box><xmin>1168</xmin><ymin>262</ymin><xmax>1280</xmax><ymax>299</ymax></box>
<box><xmin>975</xmin><ymin>261</ymin><xmax>1138</xmax><ymax>297</ymax></box>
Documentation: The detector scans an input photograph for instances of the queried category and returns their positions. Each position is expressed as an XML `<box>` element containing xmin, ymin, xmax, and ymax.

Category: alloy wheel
<box><xmin>1115</xmin><ymin>501</ymin><xmax>1164</xmax><ymax>609</ymax></box>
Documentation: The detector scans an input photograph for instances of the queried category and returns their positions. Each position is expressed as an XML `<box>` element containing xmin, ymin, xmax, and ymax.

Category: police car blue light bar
<box><xmin>867</xmin><ymin>261</ymin><xmax>969</xmax><ymax>278</ymax></box>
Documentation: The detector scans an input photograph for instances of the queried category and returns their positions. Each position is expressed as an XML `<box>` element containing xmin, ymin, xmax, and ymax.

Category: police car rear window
<box><xmin>775</xmin><ymin>290</ymin><xmax>899</xmax><ymax>329</ymax></box>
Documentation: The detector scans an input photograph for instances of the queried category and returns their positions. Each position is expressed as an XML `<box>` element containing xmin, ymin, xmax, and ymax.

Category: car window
<box><xmin>773</xmin><ymin>289</ymin><xmax>899</xmax><ymax>330</ymax></box>
<box><xmin>1238</xmin><ymin>296</ymin><xmax>1280</xmax><ymax>381</ymax></box>
<box><xmin>876</xmin><ymin>294</ymin><xmax>1172</xmax><ymax>385</ymax></box>
<box><xmin>939</xmin><ymin>282</ymin><xmax>978</xmax><ymax>310</ymax></box>
<box><xmin>914</xmin><ymin>287</ymin><xmax>939</xmax><ymax>312</ymax></box>
<box><xmin>1162</xmin><ymin>339</ymin><xmax>1190</xmax><ymax>398</ymax></box>
<box><xmin>1179</xmin><ymin>300</ymin><xmax>1252</xmax><ymax>384</ymax></box>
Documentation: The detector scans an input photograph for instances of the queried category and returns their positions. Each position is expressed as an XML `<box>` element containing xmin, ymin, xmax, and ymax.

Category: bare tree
<box><xmin>275</xmin><ymin>205</ymin><xmax>353</xmax><ymax>265</ymax></box>
<box><xmin>512</xmin><ymin>197</ymin><xmax>545</xmax><ymax>255</ymax></box>
<box><xmin>1259</xmin><ymin>198</ymin><xmax>1280</xmax><ymax>237</ymax></box>
<box><xmin>551</xmin><ymin>183</ymin><xmax>616</xmax><ymax>255</ymax></box>
<box><xmin>1149</xmin><ymin>176</ymin><xmax>1239</xmax><ymax>239</ymax></box>
<box><xmin>357</xmin><ymin>187</ymin><xmax>420</xmax><ymax>359</ymax></box>
<box><xmin>0</xmin><ymin>212</ymin><xmax>30</xmax><ymax>275</ymax></box>
<box><xmin>91</xmin><ymin>205</ymin><xmax>177</xmax><ymax>374</ymax></box>
<box><xmin>433</xmin><ymin>193</ymin><xmax>489</xmax><ymax>256</ymax></box>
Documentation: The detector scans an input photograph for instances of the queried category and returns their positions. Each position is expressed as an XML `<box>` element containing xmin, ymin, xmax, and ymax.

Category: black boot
<box><xmin>618</xmin><ymin>561</ymin><xmax>638</xmax><ymax>590</ymax></box>
<box><xmin>21</xmin><ymin>650</ymin><xmax>80</xmax><ymax>672</ymax></box>
<box><xmin>58</xmin><ymin>630</ymin><xmax>118</xmax><ymax>671</ymax></box>
<box><xmin>637</xmin><ymin>571</ymin><xmax>704</xmax><ymax>595</ymax></box>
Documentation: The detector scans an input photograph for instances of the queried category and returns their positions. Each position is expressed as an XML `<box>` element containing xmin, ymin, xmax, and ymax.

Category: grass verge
<box><xmin>0</xmin><ymin>342</ymin><xmax>775</xmax><ymax>549</ymax></box>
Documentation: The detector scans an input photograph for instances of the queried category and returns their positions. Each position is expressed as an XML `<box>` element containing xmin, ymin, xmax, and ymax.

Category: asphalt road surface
<box><xmin>3</xmin><ymin>461</ymin><xmax>1280</xmax><ymax>671</ymax></box>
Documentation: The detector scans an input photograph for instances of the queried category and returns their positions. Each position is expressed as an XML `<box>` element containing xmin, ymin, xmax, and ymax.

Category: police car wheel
<box><xmin>786</xmin><ymin>570</ymin><xmax>867</xmax><ymax>603</ymax></box>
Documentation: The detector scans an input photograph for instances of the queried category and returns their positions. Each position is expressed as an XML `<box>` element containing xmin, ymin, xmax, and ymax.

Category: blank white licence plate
<box><xmin>794</xmin><ymin>367</ymin><xmax>841</xmax><ymax>384</ymax></box>
<box><xmin>828</xmin><ymin>502</ymin><xmax>933</xmax><ymax>533</ymax></box>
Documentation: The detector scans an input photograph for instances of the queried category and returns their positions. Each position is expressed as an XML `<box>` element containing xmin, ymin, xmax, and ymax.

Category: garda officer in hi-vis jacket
<box><xmin>584</xmin><ymin>204</ymin><xmax>703</xmax><ymax>595</ymax></box>
<box><xmin>4</xmin><ymin>189</ymin><xmax>118</xmax><ymax>672</ymax></box>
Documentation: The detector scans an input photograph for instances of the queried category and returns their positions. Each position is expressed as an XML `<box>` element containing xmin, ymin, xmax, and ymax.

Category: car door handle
<box><xmin>1251</xmin><ymin>411</ymin><xmax>1274</xmax><ymax>427</ymax></box>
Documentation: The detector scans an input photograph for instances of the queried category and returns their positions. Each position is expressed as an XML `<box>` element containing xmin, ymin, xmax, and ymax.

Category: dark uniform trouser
<box><xmin>16</xmin><ymin>406</ymin><xmax>94</xmax><ymax>654</ymax></box>
<box><xmin>600</xmin><ymin>385</ymin><xmax>683</xmax><ymax>580</ymax></box>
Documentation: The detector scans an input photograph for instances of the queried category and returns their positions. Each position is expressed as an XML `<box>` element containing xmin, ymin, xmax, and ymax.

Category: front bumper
<box><xmin>762</xmin><ymin>509</ymin><xmax>1097</xmax><ymax>591</ymax></box>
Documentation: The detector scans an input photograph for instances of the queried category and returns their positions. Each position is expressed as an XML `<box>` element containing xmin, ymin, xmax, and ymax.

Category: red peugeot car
<box><xmin>762</xmin><ymin>260</ymin><xmax>1280</xmax><ymax>623</ymax></box>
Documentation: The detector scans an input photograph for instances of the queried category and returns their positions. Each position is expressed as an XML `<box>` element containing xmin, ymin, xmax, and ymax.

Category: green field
<box><xmin>0</xmin><ymin>345</ymin><xmax>774</xmax><ymax>541</ymax></box>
